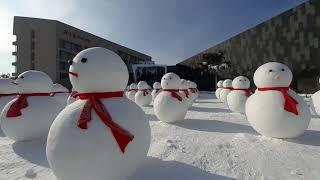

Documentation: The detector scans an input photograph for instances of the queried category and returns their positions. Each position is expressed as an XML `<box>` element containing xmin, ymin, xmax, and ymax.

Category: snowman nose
<box><xmin>274</xmin><ymin>75</ymin><xmax>280</xmax><ymax>80</ymax></box>
<box><xmin>68</xmin><ymin>60</ymin><xmax>73</xmax><ymax>65</ymax></box>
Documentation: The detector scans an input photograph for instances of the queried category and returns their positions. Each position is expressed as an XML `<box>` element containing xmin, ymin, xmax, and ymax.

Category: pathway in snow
<box><xmin>0</xmin><ymin>92</ymin><xmax>320</xmax><ymax>180</ymax></box>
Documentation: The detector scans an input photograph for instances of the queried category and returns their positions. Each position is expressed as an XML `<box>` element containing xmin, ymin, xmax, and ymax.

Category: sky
<box><xmin>0</xmin><ymin>0</ymin><xmax>306</xmax><ymax>74</ymax></box>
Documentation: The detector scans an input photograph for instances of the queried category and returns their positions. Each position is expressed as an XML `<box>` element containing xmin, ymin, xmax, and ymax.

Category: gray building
<box><xmin>178</xmin><ymin>0</ymin><xmax>320</xmax><ymax>93</ymax></box>
<box><xmin>12</xmin><ymin>16</ymin><xmax>153</xmax><ymax>89</ymax></box>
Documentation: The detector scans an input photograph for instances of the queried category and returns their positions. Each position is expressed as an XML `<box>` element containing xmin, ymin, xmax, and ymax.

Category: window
<box><xmin>31</xmin><ymin>52</ymin><xmax>35</xmax><ymax>60</ymax></box>
<box><xmin>31</xmin><ymin>41</ymin><xmax>35</xmax><ymax>50</ymax></box>
<box><xmin>59</xmin><ymin>62</ymin><xmax>70</xmax><ymax>71</ymax></box>
<box><xmin>31</xmin><ymin>30</ymin><xmax>35</xmax><ymax>39</ymax></box>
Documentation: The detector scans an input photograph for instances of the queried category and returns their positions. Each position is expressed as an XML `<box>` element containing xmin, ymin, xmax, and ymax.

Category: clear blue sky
<box><xmin>0</xmin><ymin>0</ymin><xmax>306</xmax><ymax>74</ymax></box>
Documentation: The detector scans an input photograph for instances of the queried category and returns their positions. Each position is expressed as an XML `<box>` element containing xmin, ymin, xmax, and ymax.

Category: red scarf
<box><xmin>70</xmin><ymin>91</ymin><xmax>79</xmax><ymax>98</ymax></box>
<box><xmin>233</xmin><ymin>88</ymin><xmax>252</xmax><ymax>97</ymax></box>
<box><xmin>155</xmin><ymin>88</ymin><xmax>161</xmax><ymax>93</ymax></box>
<box><xmin>139</xmin><ymin>89</ymin><xmax>149</xmax><ymax>96</ymax></box>
<box><xmin>224</xmin><ymin>87</ymin><xmax>234</xmax><ymax>90</ymax></box>
<box><xmin>189</xmin><ymin>88</ymin><xmax>196</xmax><ymax>93</ymax></box>
<box><xmin>258</xmin><ymin>87</ymin><xmax>298</xmax><ymax>115</ymax></box>
<box><xmin>77</xmin><ymin>91</ymin><xmax>134</xmax><ymax>153</ymax></box>
<box><xmin>180</xmin><ymin>89</ymin><xmax>189</xmax><ymax>98</ymax></box>
<box><xmin>163</xmin><ymin>89</ymin><xmax>182</xmax><ymax>101</ymax></box>
<box><xmin>6</xmin><ymin>93</ymin><xmax>51</xmax><ymax>118</ymax></box>
<box><xmin>0</xmin><ymin>93</ymin><xmax>17</xmax><ymax>98</ymax></box>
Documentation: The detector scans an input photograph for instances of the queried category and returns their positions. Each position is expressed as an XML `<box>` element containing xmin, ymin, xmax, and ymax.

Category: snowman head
<box><xmin>15</xmin><ymin>70</ymin><xmax>53</xmax><ymax>93</ymax></box>
<box><xmin>52</xmin><ymin>83</ymin><xmax>69</xmax><ymax>93</ymax></box>
<box><xmin>223</xmin><ymin>79</ymin><xmax>232</xmax><ymax>88</ymax></box>
<box><xmin>161</xmin><ymin>73</ymin><xmax>181</xmax><ymax>89</ymax></box>
<box><xmin>193</xmin><ymin>82</ymin><xmax>197</xmax><ymax>88</ymax></box>
<box><xmin>69</xmin><ymin>47</ymin><xmax>128</xmax><ymax>93</ymax></box>
<box><xmin>217</xmin><ymin>80</ymin><xmax>224</xmax><ymax>88</ymax></box>
<box><xmin>130</xmin><ymin>83</ymin><xmax>137</xmax><ymax>89</ymax></box>
<box><xmin>187</xmin><ymin>80</ymin><xmax>192</xmax><ymax>88</ymax></box>
<box><xmin>138</xmin><ymin>81</ymin><xmax>148</xmax><ymax>90</ymax></box>
<box><xmin>232</xmin><ymin>76</ymin><xmax>250</xmax><ymax>89</ymax></box>
<box><xmin>0</xmin><ymin>78</ymin><xmax>17</xmax><ymax>94</ymax></box>
<box><xmin>153</xmin><ymin>82</ymin><xmax>161</xmax><ymax>89</ymax></box>
<box><xmin>179</xmin><ymin>79</ymin><xmax>188</xmax><ymax>89</ymax></box>
<box><xmin>254</xmin><ymin>62</ymin><xmax>292</xmax><ymax>88</ymax></box>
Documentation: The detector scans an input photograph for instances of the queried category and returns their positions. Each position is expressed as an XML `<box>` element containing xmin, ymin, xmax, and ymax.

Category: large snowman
<box><xmin>154</xmin><ymin>73</ymin><xmax>187</xmax><ymax>123</ymax></box>
<box><xmin>46</xmin><ymin>47</ymin><xmax>151</xmax><ymax>180</ymax></box>
<box><xmin>310</xmin><ymin>78</ymin><xmax>320</xmax><ymax>117</ymax></box>
<box><xmin>51</xmin><ymin>83</ymin><xmax>69</xmax><ymax>105</ymax></box>
<box><xmin>220</xmin><ymin>79</ymin><xmax>233</xmax><ymax>103</ymax></box>
<box><xmin>215</xmin><ymin>80</ymin><xmax>224</xmax><ymax>101</ymax></box>
<box><xmin>0</xmin><ymin>70</ymin><xmax>63</xmax><ymax>141</ymax></box>
<box><xmin>135</xmin><ymin>81</ymin><xmax>152</xmax><ymax>106</ymax></box>
<box><xmin>151</xmin><ymin>82</ymin><xmax>162</xmax><ymax>100</ymax></box>
<box><xmin>227</xmin><ymin>76</ymin><xmax>252</xmax><ymax>114</ymax></box>
<box><xmin>246</xmin><ymin>62</ymin><xmax>311</xmax><ymax>138</ymax></box>
<box><xmin>0</xmin><ymin>78</ymin><xmax>18</xmax><ymax>113</ymax></box>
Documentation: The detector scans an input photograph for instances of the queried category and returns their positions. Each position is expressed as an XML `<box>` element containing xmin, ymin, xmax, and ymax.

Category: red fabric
<box><xmin>140</xmin><ymin>89</ymin><xmax>149</xmax><ymax>96</ymax></box>
<box><xmin>180</xmin><ymin>89</ymin><xmax>189</xmax><ymax>98</ymax></box>
<box><xmin>163</xmin><ymin>89</ymin><xmax>182</xmax><ymax>102</ymax></box>
<box><xmin>77</xmin><ymin>91</ymin><xmax>134</xmax><ymax>153</ymax></box>
<box><xmin>155</xmin><ymin>88</ymin><xmax>162</xmax><ymax>93</ymax></box>
<box><xmin>258</xmin><ymin>87</ymin><xmax>298</xmax><ymax>115</ymax></box>
<box><xmin>224</xmin><ymin>87</ymin><xmax>234</xmax><ymax>90</ymax></box>
<box><xmin>189</xmin><ymin>88</ymin><xmax>196</xmax><ymax>93</ymax></box>
<box><xmin>233</xmin><ymin>88</ymin><xmax>252</xmax><ymax>97</ymax></box>
<box><xmin>0</xmin><ymin>93</ymin><xmax>17</xmax><ymax>98</ymax></box>
<box><xmin>70</xmin><ymin>91</ymin><xmax>79</xmax><ymax>98</ymax></box>
<box><xmin>6</xmin><ymin>93</ymin><xmax>51</xmax><ymax>118</ymax></box>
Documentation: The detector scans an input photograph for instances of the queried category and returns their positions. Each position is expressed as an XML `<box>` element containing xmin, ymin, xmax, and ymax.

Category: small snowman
<box><xmin>220</xmin><ymin>79</ymin><xmax>233</xmax><ymax>103</ymax></box>
<box><xmin>310</xmin><ymin>77</ymin><xmax>320</xmax><ymax>117</ymax></box>
<box><xmin>127</xmin><ymin>83</ymin><xmax>138</xmax><ymax>101</ymax></box>
<box><xmin>151</xmin><ymin>82</ymin><xmax>162</xmax><ymax>100</ymax></box>
<box><xmin>179</xmin><ymin>79</ymin><xmax>192</xmax><ymax>107</ymax></box>
<box><xmin>246</xmin><ymin>62</ymin><xmax>311</xmax><ymax>138</ymax></box>
<box><xmin>188</xmin><ymin>81</ymin><xmax>198</xmax><ymax>101</ymax></box>
<box><xmin>0</xmin><ymin>70</ymin><xmax>64</xmax><ymax>141</ymax></box>
<box><xmin>51</xmin><ymin>83</ymin><xmax>69</xmax><ymax>105</ymax></box>
<box><xmin>0</xmin><ymin>78</ymin><xmax>18</xmax><ymax>113</ymax></box>
<box><xmin>215</xmin><ymin>80</ymin><xmax>224</xmax><ymax>101</ymax></box>
<box><xmin>135</xmin><ymin>81</ymin><xmax>152</xmax><ymax>106</ymax></box>
<box><xmin>46</xmin><ymin>47</ymin><xmax>151</xmax><ymax>180</ymax></box>
<box><xmin>154</xmin><ymin>73</ymin><xmax>187</xmax><ymax>123</ymax></box>
<box><xmin>227</xmin><ymin>76</ymin><xmax>252</xmax><ymax>114</ymax></box>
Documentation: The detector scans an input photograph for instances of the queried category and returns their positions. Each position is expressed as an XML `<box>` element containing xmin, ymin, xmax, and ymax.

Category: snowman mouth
<box><xmin>69</xmin><ymin>71</ymin><xmax>78</xmax><ymax>78</ymax></box>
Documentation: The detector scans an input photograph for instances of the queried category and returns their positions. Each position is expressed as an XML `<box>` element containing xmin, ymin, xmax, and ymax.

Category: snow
<box><xmin>1</xmin><ymin>92</ymin><xmax>320</xmax><ymax>180</ymax></box>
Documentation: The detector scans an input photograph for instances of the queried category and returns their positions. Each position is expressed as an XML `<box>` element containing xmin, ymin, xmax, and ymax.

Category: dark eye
<box><xmin>244</xmin><ymin>79</ymin><xmax>247</xmax><ymax>81</ymax></box>
<box><xmin>163</xmin><ymin>78</ymin><xmax>166</xmax><ymax>80</ymax></box>
<box><xmin>81</xmin><ymin>58</ymin><xmax>87</xmax><ymax>63</ymax></box>
<box><xmin>239</xmin><ymin>80</ymin><xmax>242</xmax><ymax>81</ymax></box>
<box><xmin>20</xmin><ymin>76</ymin><xmax>24</xmax><ymax>79</ymax></box>
<box><xmin>169</xmin><ymin>77</ymin><xmax>172</xmax><ymax>80</ymax></box>
<box><xmin>269</xmin><ymin>69</ymin><xmax>273</xmax><ymax>72</ymax></box>
<box><xmin>281</xmin><ymin>68</ymin><xmax>285</xmax><ymax>71</ymax></box>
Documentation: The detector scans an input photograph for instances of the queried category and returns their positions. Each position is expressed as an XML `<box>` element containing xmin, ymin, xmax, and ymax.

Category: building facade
<box><xmin>178</xmin><ymin>0</ymin><xmax>320</xmax><ymax>93</ymax></box>
<box><xmin>12</xmin><ymin>16</ymin><xmax>153</xmax><ymax>89</ymax></box>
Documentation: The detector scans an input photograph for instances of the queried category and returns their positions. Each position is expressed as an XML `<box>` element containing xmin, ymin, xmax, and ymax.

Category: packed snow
<box><xmin>0</xmin><ymin>92</ymin><xmax>320</xmax><ymax>180</ymax></box>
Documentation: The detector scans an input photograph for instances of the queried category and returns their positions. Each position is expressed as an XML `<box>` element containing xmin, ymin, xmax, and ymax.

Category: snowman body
<box><xmin>220</xmin><ymin>79</ymin><xmax>233</xmax><ymax>103</ymax></box>
<box><xmin>311</xmin><ymin>90</ymin><xmax>320</xmax><ymax>117</ymax></box>
<box><xmin>246</xmin><ymin>62</ymin><xmax>310</xmax><ymax>138</ymax></box>
<box><xmin>179</xmin><ymin>79</ymin><xmax>192</xmax><ymax>107</ymax></box>
<box><xmin>215</xmin><ymin>80</ymin><xmax>223</xmax><ymax>100</ymax></box>
<box><xmin>227</xmin><ymin>76</ymin><xmax>251</xmax><ymax>113</ymax></box>
<box><xmin>135</xmin><ymin>81</ymin><xmax>152</xmax><ymax>106</ymax></box>
<box><xmin>47</xmin><ymin>97</ymin><xmax>150</xmax><ymax>180</ymax></box>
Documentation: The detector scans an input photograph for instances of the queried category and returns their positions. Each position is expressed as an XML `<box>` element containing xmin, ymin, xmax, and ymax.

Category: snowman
<box><xmin>127</xmin><ymin>83</ymin><xmax>138</xmax><ymax>101</ymax></box>
<box><xmin>179</xmin><ymin>79</ymin><xmax>192</xmax><ymax>107</ymax></box>
<box><xmin>135</xmin><ymin>81</ymin><xmax>152</xmax><ymax>106</ymax></box>
<box><xmin>220</xmin><ymin>79</ymin><xmax>233</xmax><ymax>103</ymax></box>
<box><xmin>0</xmin><ymin>70</ymin><xmax>64</xmax><ymax>141</ymax></box>
<box><xmin>154</xmin><ymin>73</ymin><xmax>187</xmax><ymax>123</ymax></box>
<box><xmin>151</xmin><ymin>82</ymin><xmax>162</xmax><ymax>100</ymax></box>
<box><xmin>215</xmin><ymin>80</ymin><xmax>224</xmax><ymax>101</ymax></box>
<box><xmin>310</xmin><ymin>78</ymin><xmax>320</xmax><ymax>117</ymax></box>
<box><xmin>51</xmin><ymin>83</ymin><xmax>69</xmax><ymax>105</ymax></box>
<box><xmin>227</xmin><ymin>76</ymin><xmax>252</xmax><ymax>114</ymax></box>
<box><xmin>246</xmin><ymin>62</ymin><xmax>311</xmax><ymax>138</ymax></box>
<box><xmin>46</xmin><ymin>47</ymin><xmax>151</xmax><ymax>180</ymax></box>
<box><xmin>188</xmin><ymin>81</ymin><xmax>198</xmax><ymax>101</ymax></box>
<box><xmin>0</xmin><ymin>78</ymin><xmax>18</xmax><ymax>113</ymax></box>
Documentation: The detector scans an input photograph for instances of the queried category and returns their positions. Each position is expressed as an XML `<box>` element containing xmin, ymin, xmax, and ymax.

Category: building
<box><xmin>178</xmin><ymin>0</ymin><xmax>320</xmax><ymax>93</ymax></box>
<box><xmin>12</xmin><ymin>16</ymin><xmax>153</xmax><ymax>89</ymax></box>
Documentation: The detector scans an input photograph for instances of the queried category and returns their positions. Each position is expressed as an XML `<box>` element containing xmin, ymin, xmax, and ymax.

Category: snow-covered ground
<box><xmin>1</xmin><ymin>92</ymin><xmax>320</xmax><ymax>180</ymax></box>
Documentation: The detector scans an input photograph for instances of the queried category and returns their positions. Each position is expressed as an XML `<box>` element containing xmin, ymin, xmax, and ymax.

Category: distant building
<box><xmin>12</xmin><ymin>16</ymin><xmax>153</xmax><ymax>89</ymax></box>
<box><xmin>178</xmin><ymin>0</ymin><xmax>320</xmax><ymax>93</ymax></box>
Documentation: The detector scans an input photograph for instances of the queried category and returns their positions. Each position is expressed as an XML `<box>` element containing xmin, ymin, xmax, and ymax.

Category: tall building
<box><xmin>12</xmin><ymin>16</ymin><xmax>153</xmax><ymax>89</ymax></box>
<box><xmin>178</xmin><ymin>0</ymin><xmax>320</xmax><ymax>93</ymax></box>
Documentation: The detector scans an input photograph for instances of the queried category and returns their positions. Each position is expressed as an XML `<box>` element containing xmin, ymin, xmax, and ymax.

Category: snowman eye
<box><xmin>20</xmin><ymin>76</ymin><xmax>24</xmax><ymax>79</ymax></box>
<box><xmin>281</xmin><ymin>68</ymin><xmax>285</xmax><ymax>71</ymax></box>
<box><xmin>81</xmin><ymin>58</ymin><xmax>87</xmax><ymax>63</ymax></box>
<box><xmin>239</xmin><ymin>80</ymin><xmax>242</xmax><ymax>81</ymax></box>
<box><xmin>169</xmin><ymin>77</ymin><xmax>172</xmax><ymax>80</ymax></box>
<box><xmin>244</xmin><ymin>79</ymin><xmax>247</xmax><ymax>81</ymax></box>
<box><xmin>269</xmin><ymin>69</ymin><xmax>273</xmax><ymax>72</ymax></box>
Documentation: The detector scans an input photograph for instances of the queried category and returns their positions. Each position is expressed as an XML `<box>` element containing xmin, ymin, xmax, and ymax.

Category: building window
<box><xmin>31</xmin><ymin>41</ymin><xmax>35</xmax><ymax>50</ymax></box>
<box><xmin>59</xmin><ymin>62</ymin><xmax>70</xmax><ymax>71</ymax></box>
<box><xmin>31</xmin><ymin>30</ymin><xmax>35</xmax><ymax>39</ymax></box>
<box><xmin>59</xmin><ymin>50</ymin><xmax>76</xmax><ymax>61</ymax></box>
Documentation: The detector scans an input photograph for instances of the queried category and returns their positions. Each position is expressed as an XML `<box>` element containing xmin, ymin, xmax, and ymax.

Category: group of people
<box><xmin>0</xmin><ymin>46</ymin><xmax>316</xmax><ymax>180</ymax></box>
